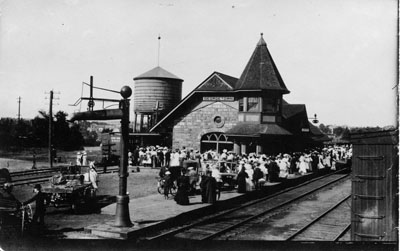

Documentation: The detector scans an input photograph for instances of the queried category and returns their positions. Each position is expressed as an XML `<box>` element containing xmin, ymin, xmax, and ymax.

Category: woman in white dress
<box><xmin>244</xmin><ymin>162</ymin><xmax>254</xmax><ymax>191</ymax></box>
<box><xmin>278</xmin><ymin>156</ymin><xmax>289</xmax><ymax>178</ymax></box>
<box><xmin>170</xmin><ymin>150</ymin><xmax>180</xmax><ymax>167</ymax></box>
<box><xmin>298</xmin><ymin>154</ymin><xmax>308</xmax><ymax>175</ymax></box>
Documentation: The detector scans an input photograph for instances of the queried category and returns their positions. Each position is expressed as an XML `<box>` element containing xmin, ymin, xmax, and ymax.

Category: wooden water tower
<box><xmin>133</xmin><ymin>66</ymin><xmax>183</xmax><ymax>133</ymax></box>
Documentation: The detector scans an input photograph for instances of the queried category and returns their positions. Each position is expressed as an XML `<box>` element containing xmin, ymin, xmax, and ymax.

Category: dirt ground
<box><xmin>0</xmin><ymin>147</ymin><xmax>162</xmax><ymax>240</ymax></box>
<box><xmin>7</xmin><ymin>167</ymin><xmax>161</xmax><ymax>239</ymax></box>
<box><xmin>0</xmin><ymin>146</ymin><xmax>103</xmax><ymax>172</ymax></box>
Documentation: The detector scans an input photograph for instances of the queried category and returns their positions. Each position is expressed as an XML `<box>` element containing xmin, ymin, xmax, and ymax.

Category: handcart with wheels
<box><xmin>41</xmin><ymin>166</ymin><xmax>97</xmax><ymax>213</ymax></box>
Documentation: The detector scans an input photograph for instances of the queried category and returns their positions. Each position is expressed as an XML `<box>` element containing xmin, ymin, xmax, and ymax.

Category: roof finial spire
<box><xmin>157</xmin><ymin>34</ymin><xmax>161</xmax><ymax>67</ymax></box>
<box><xmin>257</xmin><ymin>32</ymin><xmax>266</xmax><ymax>46</ymax></box>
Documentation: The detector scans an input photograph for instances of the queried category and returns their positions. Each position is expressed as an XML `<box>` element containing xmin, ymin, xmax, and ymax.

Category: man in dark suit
<box><xmin>23</xmin><ymin>184</ymin><xmax>46</xmax><ymax>227</ymax></box>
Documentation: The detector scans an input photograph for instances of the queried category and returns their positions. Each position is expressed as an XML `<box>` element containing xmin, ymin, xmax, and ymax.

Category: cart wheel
<box><xmin>170</xmin><ymin>185</ymin><xmax>177</xmax><ymax>196</ymax></box>
<box><xmin>157</xmin><ymin>180</ymin><xmax>164</xmax><ymax>194</ymax></box>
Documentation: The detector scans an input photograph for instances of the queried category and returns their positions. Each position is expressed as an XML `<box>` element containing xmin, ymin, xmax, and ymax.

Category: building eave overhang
<box><xmin>225</xmin><ymin>123</ymin><xmax>292</xmax><ymax>137</ymax></box>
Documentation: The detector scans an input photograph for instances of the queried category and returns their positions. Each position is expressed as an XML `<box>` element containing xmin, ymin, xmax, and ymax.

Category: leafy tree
<box><xmin>342</xmin><ymin>127</ymin><xmax>351</xmax><ymax>139</ymax></box>
<box><xmin>0</xmin><ymin>118</ymin><xmax>16</xmax><ymax>149</ymax></box>
<box><xmin>64</xmin><ymin>123</ymin><xmax>84</xmax><ymax>150</ymax></box>
<box><xmin>31</xmin><ymin>110</ymin><xmax>49</xmax><ymax>147</ymax></box>
<box><xmin>332</xmin><ymin>126</ymin><xmax>346</xmax><ymax>138</ymax></box>
<box><xmin>318</xmin><ymin>123</ymin><xmax>331</xmax><ymax>134</ymax></box>
<box><xmin>85</xmin><ymin>130</ymin><xmax>99</xmax><ymax>146</ymax></box>
<box><xmin>0</xmin><ymin>110</ymin><xmax>84</xmax><ymax>150</ymax></box>
<box><xmin>54</xmin><ymin>111</ymin><xmax>71</xmax><ymax>148</ymax></box>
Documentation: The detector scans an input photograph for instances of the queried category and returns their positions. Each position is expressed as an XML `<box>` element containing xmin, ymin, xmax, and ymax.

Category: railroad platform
<box><xmin>85</xmin><ymin>173</ymin><xmax>315</xmax><ymax>240</ymax></box>
<box><xmin>85</xmin><ymin>188</ymin><xmax>249</xmax><ymax>239</ymax></box>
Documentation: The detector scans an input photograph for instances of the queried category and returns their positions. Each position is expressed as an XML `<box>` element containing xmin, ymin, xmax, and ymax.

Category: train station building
<box><xmin>133</xmin><ymin>34</ymin><xmax>328</xmax><ymax>155</ymax></box>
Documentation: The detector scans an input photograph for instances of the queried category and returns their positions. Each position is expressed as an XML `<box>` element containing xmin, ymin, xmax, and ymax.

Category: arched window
<box><xmin>200</xmin><ymin>132</ymin><xmax>233</xmax><ymax>153</ymax></box>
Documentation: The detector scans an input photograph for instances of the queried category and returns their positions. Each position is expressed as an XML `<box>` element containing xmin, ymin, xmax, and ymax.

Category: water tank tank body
<box><xmin>133</xmin><ymin>66</ymin><xmax>183</xmax><ymax>117</ymax></box>
<box><xmin>133</xmin><ymin>78</ymin><xmax>182</xmax><ymax>114</ymax></box>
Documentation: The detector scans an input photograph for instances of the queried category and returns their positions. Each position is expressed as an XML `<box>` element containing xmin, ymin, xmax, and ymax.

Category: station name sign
<box><xmin>203</xmin><ymin>96</ymin><xmax>234</xmax><ymax>102</ymax></box>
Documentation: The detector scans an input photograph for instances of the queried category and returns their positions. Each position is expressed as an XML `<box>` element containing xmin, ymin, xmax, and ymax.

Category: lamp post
<box><xmin>115</xmin><ymin>86</ymin><xmax>132</xmax><ymax>227</ymax></box>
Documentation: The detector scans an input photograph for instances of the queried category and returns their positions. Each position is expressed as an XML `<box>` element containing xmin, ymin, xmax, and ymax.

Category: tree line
<box><xmin>318</xmin><ymin>123</ymin><xmax>395</xmax><ymax>140</ymax></box>
<box><xmin>0</xmin><ymin>112</ymin><xmax>393</xmax><ymax>151</ymax></box>
<box><xmin>0</xmin><ymin>110</ymin><xmax>84</xmax><ymax>151</ymax></box>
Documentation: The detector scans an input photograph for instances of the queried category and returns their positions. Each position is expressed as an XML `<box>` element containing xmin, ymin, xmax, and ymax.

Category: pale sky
<box><xmin>0</xmin><ymin>0</ymin><xmax>398</xmax><ymax>127</ymax></box>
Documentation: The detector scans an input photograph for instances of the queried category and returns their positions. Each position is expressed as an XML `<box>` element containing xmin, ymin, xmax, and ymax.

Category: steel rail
<box><xmin>198</xmin><ymin>173</ymin><xmax>350</xmax><ymax>241</ymax></box>
<box><xmin>11</xmin><ymin>167</ymin><xmax>63</xmax><ymax>177</ymax></box>
<box><xmin>13</xmin><ymin>175</ymin><xmax>54</xmax><ymax>183</ymax></box>
<box><xmin>286</xmin><ymin>194</ymin><xmax>351</xmax><ymax>241</ymax></box>
<box><xmin>13</xmin><ymin>177</ymin><xmax>52</xmax><ymax>186</ymax></box>
<box><xmin>146</xmin><ymin>169</ymin><xmax>350</xmax><ymax>241</ymax></box>
<box><xmin>11</xmin><ymin>166</ymin><xmax>120</xmax><ymax>186</ymax></box>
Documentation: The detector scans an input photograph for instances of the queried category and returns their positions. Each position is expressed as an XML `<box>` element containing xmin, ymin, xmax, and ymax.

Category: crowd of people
<box><xmin>127</xmin><ymin>146</ymin><xmax>202</xmax><ymax>169</ymax></box>
<box><xmin>148</xmin><ymin>144</ymin><xmax>352</xmax><ymax>206</ymax></box>
<box><xmin>0</xmin><ymin>143</ymin><xmax>352</xmax><ymax>237</ymax></box>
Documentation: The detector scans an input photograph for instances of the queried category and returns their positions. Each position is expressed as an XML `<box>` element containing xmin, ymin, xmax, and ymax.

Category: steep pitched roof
<box><xmin>196</xmin><ymin>71</ymin><xmax>237</xmax><ymax>91</ymax></box>
<box><xmin>134</xmin><ymin>66</ymin><xmax>183</xmax><ymax>81</ymax></box>
<box><xmin>235</xmin><ymin>34</ymin><xmax>289</xmax><ymax>93</ymax></box>
<box><xmin>308</xmin><ymin>122</ymin><xmax>325</xmax><ymax>136</ymax></box>
<box><xmin>282</xmin><ymin>104</ymin><xmax>306</xmax><ymax>119</ymax></box>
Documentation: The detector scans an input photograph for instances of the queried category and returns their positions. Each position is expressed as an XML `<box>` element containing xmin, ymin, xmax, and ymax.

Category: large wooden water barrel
<box><xmin>133</xmin><ymin>66</ymin><xmax>183</xmax><ymax>115</ymax></box>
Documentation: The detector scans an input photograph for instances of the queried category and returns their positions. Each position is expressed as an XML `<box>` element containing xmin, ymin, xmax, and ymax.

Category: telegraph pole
<box><xmin>88</xmin><ymin>76</ymin><xmax>94</xmax><ymax>111</ymax></box>
<box><xmin>48</xmin><ymin>90</ymin><xmax>53</xmax><ymax>168</ymax></box>
<box><xmin>17</xmin><ymin>96</ymin><xmax>21</xmax><ymax>121</ymax></box>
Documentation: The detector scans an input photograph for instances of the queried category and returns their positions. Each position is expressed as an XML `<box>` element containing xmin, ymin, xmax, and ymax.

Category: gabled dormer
<box><xmin>196</xmin><ymin>71</ymin><xmax>237</xmax><ymax>92</ymax></box>
<box><xmin>235</xmin><ymin>34</ymin><xmax>290</xmax><ymax>124</ymax></box>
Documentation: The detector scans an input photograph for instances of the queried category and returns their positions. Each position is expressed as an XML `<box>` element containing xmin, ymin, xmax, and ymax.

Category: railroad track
<box><xmin>10</xmin><ymin>166</ymin><xmax>120</xmax><ymax>186</ymax></box>
<box><xmin>286</xmin><ymin>195</ymin><xmax>351</xmax><ymax>241</ymax></box>
<box><xmin>146</xmin><ymin>170</ymin><xmax>350</xmax><ymax>242</ymax></box>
